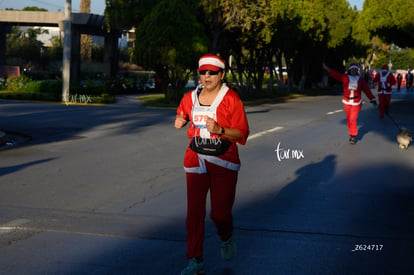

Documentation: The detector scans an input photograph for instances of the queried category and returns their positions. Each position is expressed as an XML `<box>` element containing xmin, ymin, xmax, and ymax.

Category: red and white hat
<box><xmin>198</xmin><ymin>54</ymin><xmax>225</xmax><ymax>72</ymax></box>
<box><xmin>348</xmin><ymin>63</ymin><xmax>359</xmax><ymax>71</ymax></box>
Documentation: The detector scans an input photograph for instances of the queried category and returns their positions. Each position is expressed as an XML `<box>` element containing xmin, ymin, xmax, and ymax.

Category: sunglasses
<box><xmin>199</xmin><ymin>70</ymin><xmax>221</xmax><ymax>75</ymax></box>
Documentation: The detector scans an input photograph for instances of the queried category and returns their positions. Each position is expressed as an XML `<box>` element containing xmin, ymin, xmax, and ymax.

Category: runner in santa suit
<box><xmin>175</xmin><ymin>53</ymin><xmax>249</xmax><ymax>275</ymax></box>
<box><xmin>323</xmin><ymin>63</ymin><xmax>377</xmax><ymax>144</ymax></box>
<box><xmin>373</xmin><ymin>64</ymin><xmax>396</xmax><ymax>118</ymax></box>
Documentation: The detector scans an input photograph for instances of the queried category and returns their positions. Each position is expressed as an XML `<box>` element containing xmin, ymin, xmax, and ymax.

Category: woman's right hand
<box><xmin>175</xmin><ymin>111</ymin><xmax>187</xmax><ymax>128</ymax></box>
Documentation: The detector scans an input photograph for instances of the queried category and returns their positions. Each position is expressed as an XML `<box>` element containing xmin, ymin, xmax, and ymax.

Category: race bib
<box><xmin>348</xmin><ymin>83</ymin><xmax>357</xmax><ymax>91</ymax></box>
<box><xmin>192</xmin><ymin>106</ymin><xmax>215</xmax><ymax>128</ymax></box>
<box><xmin>190</xmin><ymin>83</ymin><xmax>228</xmax><ymax>139</ymax></box>
<box><xmin>192</xmin><ymin>106</ymin><xmax>216</xmax><ymax>138</ymax></box>
<box><xmin>348</xmin><ymin>76</ymin><xmax>359</xmax><ymax>91</ymax></box>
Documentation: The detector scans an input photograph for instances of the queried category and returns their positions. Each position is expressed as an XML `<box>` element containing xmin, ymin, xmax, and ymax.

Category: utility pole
<box><xmin>62</xmin><ymin>0</ymin><xmax>72</xmax><ymax>103</ymax></box>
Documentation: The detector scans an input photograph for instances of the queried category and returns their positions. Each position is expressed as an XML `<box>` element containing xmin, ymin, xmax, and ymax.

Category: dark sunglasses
<box><xmin>199</xmin><ymin>70</ymin><xmax>221</xmax><ymax>75</ymax></box>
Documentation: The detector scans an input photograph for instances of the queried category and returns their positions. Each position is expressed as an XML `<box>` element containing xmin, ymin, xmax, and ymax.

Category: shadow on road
<box><xmin>0</xmin><ymin>158</ymin><xmax>56</xmax><ymax>177</ymax></box>
<box><xmin>0</xmin><ymin>97</ymin><xmax>177</xmax><ymax>149</ymax></box>
<box><xmin>60</xmin><ymin>153</ymin><xmax>414</xmax><ymax>274</ymax></box>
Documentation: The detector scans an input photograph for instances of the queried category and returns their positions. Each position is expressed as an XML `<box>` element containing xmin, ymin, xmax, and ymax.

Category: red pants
<box><xmin>343</xmin><ymin>103</ymin><xmax>362</xmax><ymax>136</ymax></box>
<box><xmin>378</xmin><ymin>94</ymin><xmax>391</xmax><ymax>118</ymax></box>
<box><xmin>185</xmin><ymin>161</ymin><xmax>238</xmax><ymax>259</ymax></box>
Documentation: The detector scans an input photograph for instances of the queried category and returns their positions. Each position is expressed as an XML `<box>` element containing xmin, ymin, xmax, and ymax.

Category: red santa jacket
<box><xmin>176</xmin><ymin>84</ymin><xmax>249</xmax><ymax>174</ymax></box>
<box><xmin>373</xmin><ymin>70</ymin><xmax>396</xmax><ymax>94</ymax></box>
<box><xmin>327</xmin><ymin>69</ymin><xmax>376</xmax><ymax>105</ymax></box>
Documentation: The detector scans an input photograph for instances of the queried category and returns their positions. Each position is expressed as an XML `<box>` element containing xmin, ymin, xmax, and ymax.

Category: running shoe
<box><xmin>180</xmin><ymin>258</ymin><xmax>205</xmax><ymax>275</ymax></box>
<box><xmin>221</xmin><ymin>236</ymin><xmax>236</xmax><ymax>261</ymax></box>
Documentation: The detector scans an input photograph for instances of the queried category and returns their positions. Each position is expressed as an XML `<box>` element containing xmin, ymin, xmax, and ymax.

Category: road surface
<box><xmin>0</xmin><ymin>90</ymin><xmax>413</xmax><ymax>274</ymax></box>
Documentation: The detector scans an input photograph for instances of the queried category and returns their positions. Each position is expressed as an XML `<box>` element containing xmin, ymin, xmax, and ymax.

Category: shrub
<box><xmin>0</xmin><ymin>78</ymin><xmax>114</xmax><ymax>103</ymax></box>
<box><xmin>5</xmin><ymin>75</ymin><xmax>31</xmax><ymax>91</ymax></box>
<box><xmin>0</xmin><ymin>78</ymin><xmax>6</xmax><ymax>90</ymax></box>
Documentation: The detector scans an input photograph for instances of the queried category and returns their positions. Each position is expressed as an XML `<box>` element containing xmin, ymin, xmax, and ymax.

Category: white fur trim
<box><xmin>199</xmin><ymin>57</ymin><xmax>225</xmax><ymax>69</ymax></box>
<box><xmin>184</xmin><ymin>154</ymin><xmax>240</xmax><ymax>174</ymax></box>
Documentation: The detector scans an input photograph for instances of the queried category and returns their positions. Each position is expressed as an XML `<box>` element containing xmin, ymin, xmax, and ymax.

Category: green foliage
<box><xmin>91</xmin><ymin>45</ymin><xmax>104</xmax><ymax>62</ymax></box>
<box><xmin>105</xmin><ymin>0</ymin><xmax>158</xmax><ymax>31</ymax></box>
<box><xmin>362</xmin><ymin>0</ymin><xmax>414</xmax><ymax>47</ymax></box>
<box><xmin>137</xmin><ymin>93</ymin><xmax>171</xmax><ymax>108</ymax></box>
<box><xmin>0</xmin><ymin>78</ymin><xmax>61</xmax><ymax>101</ymax></box>
<box><xmin>0</xmin><ymin>78</ymin><xmax>7</xmax><ymax>90</ymax></box>
<box><xmin>22</xmin><ymin>6</ymin><xmax>48</xmax><ymax>11</ymax></box>
<box><xmin>373</xmin><ymin>47</ymin><xmax>414</xmax><ymax>70</ymax></box>
<box><xmin>134</xmin><ymin>0</ymin><xmax>208</xmax><ymax>69</ymax></box>
<box><xmin>98</xmin><ymin>93</ymin><xmax>116</xmax><ymax>104</ymax></box>
<box><xmin>5</xmin><ymin>26</ymin><xmax>63</xmax><ymax>69</ymax></box>
<box><xmin>48</xmin><ymin>36</ymin><xmax>63</xmax><ymax>60</ymax></box>
<box><xmin>70</xmin><ymin>82</ymin><xmax>104</xmax><ymax>96</ymax></box>
<box><xmin>5</xmin><ymin>75</ymin><xmax>31</xmax><ymax>92</ymax></box>
<box><xmin>0</xmin><ymin>78</ymin><xmax>116</xmax><ymax>103</ymax></box>
<box><xmin>6</xmin><ymin>27</ymin><xmax>43</xmax><ymax>63</ymax></box>
<box><xmin>5</xmin><ymin>0</ymin><xmax>412</xmax><ymax>102</ymax></box>
<box><xmin>133</xmin><ymin>0</ymin><xmax>209</xmax><ymax>102</ymax></box>
<box><xmin>22</xmin><ymin>80</ymin><xmax>61</xmax><ymax>94</ymax></box>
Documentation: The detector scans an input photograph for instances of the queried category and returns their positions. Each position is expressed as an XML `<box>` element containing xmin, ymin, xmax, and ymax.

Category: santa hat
<box><xmin>381</xmin><ymin>64</ymin><xmax>388</xmax><ymax>71</ymax></box>
<box><xmin>348</xmin><ymin>63</ymin><xmax>359</xmax><ymax>71</ymax></box>
<box><xmin>198</xmin><ymin>54</ymin><xmax>225</xmax><ymax>72</ymax></box>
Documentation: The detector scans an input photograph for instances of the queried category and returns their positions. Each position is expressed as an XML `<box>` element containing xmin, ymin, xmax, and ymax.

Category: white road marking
<box><xmin>248</xmin><ymin>126</ymin><xmax>284</xmax><ymax>140</ymax></box>
<box><xmin>0</xmin><ymin>219</ymin><xmax>30</xmax><ymax>235</ymax></box>
<box><xmin>327</xmin><ymin>109</ymin><xmax>343</xmax><ymax>115</ymax></box>
<box><xmin>249</xmin><ymin>109</ymin><xmax>342</xmax><ymax>141</ymax></box>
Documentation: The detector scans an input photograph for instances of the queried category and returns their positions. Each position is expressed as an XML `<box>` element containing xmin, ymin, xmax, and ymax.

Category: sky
<box><xmin>0</xmin><ymin>0</ymin><xmax>105</xmax><ymax>14</ymax></box>
<box><xmin>0</xmin><ymin>0</ymin><xmax>364</xmax><ymax>15</ymax></box>
<box><xmin>348</xmin><ymin>0</ymin><xmax>364</xmax><ymax>10</ymax></box>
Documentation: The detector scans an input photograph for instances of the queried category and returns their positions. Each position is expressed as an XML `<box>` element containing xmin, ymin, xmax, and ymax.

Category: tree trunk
<box><xmin>80</xmin><ymin>0</ymin><xmax>92</xmax><ymax>61</ymax></box>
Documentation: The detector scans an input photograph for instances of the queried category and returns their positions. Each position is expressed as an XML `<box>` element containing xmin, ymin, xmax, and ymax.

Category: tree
<box><xmin>361</xmin><ymin>0</ymin><xmax>414</xmax><ymax>48</ymax></box>
<box><xmin>372</xmin><ymin>46</ymin><xmax>414</xmax><ymax>70</ymax></box>
<box><xmin>80</xmin><ymin>0</ymin><xmax>92</xmax><ymax>61</ymax></box>
<box><xmin>262</xmin><ymin>0</ymin><xmax>358</xmax><ymax>90</ymax></box>
<box><xmin>133</xmin><ymin>0</ymin><xmax>209</xmax><ymax>103</ymax></box>
<box><xmin>104</xmin><ymin>0</ymin><xmax>385</xmax><ymax>98</ymax></box>
<box><xmin>48</xmin><ymin>36</ymin><xmax>63</xmax><ymax>61</ymax></box>
<box><xmin>22</xmin><ymin>7</ymin><xmax>47</xmax><ymax>11</ymax></box>
<box><xmin>199</xmin><ymin>0</ymin><xmax>278</xmax><ymax>94</ymax></box>
<box><xmin>105</xmin><ymin>0</ymin><xmax>157</xmax><ymax>31</ymax></box>
<box><xmin>202</xmin><ymin>0</ymin><xmax>360</xmax><ymax>92</ymax></box>
<box><xmin>294</xmin><ymin>0</ymin><xmax>359</xmax><ymax>89</ymax></box>
<box><xmin>6</xmin><ymin>27</ymin><xmax>44</xmax><ymax>65</ymax></box>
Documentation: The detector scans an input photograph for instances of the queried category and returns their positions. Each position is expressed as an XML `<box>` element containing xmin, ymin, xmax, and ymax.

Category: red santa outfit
<box><xmin>176</xmin><ymin>54</ymin><xmax>249</xmax><ymax>268</ymax></box>
<box><xmin>178</xmin><ymin>86</ymin><xmax>249</xmax><ymax>173</ymax></box>
<box><xmin>373</xmin><ymin>64</ymin><xmax>396</xmax><ymax>118</ymax></box>
<box><xmin>325</xmin><ymin>63</ymin><xmax>376</xmax><ymax>143</ymax></box>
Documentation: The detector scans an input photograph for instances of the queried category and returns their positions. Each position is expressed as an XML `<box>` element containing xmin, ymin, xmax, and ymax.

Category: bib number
<box><xmin>192</xmin><ymin>107</ymin><xmax>215</xmax><ymax>129</ymax></box>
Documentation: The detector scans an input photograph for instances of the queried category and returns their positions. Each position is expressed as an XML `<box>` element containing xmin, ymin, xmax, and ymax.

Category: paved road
<box><xmin>0</xmin><ymin>90</ymin><xmax>413</xmax><ymax>274</ymax></box>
